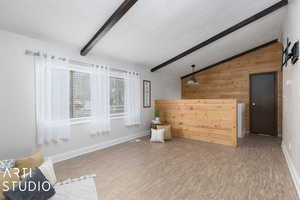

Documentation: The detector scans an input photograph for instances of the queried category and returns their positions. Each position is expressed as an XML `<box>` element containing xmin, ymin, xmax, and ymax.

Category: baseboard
<box><xmin>50</xmin><ymin>130</ymin><xmax>150</xmax><ymax>163</ymax></box>
<box><xmin>282</xmin><ymin>142</ymin><xmax>300</xmax><ymax>198</ymax></box>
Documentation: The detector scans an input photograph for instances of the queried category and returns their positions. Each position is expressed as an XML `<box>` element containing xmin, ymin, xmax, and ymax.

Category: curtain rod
<box><xmin>25</xmin><ymin>50</ymin><xmax>129</xmax><ymax>73</ymax></box>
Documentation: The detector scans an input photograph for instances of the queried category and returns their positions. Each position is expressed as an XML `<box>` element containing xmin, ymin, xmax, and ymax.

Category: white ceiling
<box><xmin>158</xmin><ymin>10</ymin><xmax>286</xmax><ymax>77</ymax></box>
<box><xmin>0</xmin><ymin>0</ymin><xmax>286</xmax><ymax>77</ymax></box>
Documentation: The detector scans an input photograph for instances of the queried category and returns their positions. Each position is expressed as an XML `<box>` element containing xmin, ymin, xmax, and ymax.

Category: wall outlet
<box><xmin>288</xmin><ymin>143</ymin><xmax>292</xmax><ymax>150</ymax></box>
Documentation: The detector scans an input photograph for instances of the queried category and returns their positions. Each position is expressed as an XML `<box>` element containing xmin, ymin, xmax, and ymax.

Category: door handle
<box><xmin>252</xmin><ymin>102</ymin><xmax>256</xmax><ymax>106</ymax></box>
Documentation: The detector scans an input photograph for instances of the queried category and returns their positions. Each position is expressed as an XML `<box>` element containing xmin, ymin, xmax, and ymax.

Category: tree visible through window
<box><xmin>70</xmin><ymin>71</ymin><xmax>91</xmax><ymax>118</ymax></box>
<box><xmin>110</xmin><ymin>77</ymin><xmax>125</xmax><ymax>115</ymax></box>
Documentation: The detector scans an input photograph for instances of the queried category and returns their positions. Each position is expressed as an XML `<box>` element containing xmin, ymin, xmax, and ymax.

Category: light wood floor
<box><xmin>55</xmin><ymin>135</ymin><xmax>298</xmax><ymax>200</ymax></box>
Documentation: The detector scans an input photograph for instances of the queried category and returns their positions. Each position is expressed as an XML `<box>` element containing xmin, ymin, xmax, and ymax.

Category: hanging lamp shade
<box><xmin>187</xmin><ymin>65</ymin><xmax>200</xmax><ymax>85</ymax></box>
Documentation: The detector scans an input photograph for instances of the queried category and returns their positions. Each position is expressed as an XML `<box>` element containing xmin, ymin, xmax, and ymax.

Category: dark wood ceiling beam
<box><xmin>151</xmin><ymin>0</ymin><xmax>288</xmax><ymax>72</ymax></box>
<box><xmin>80</xmin><ymin>0</ymin><xmax>138</xmax><ymax>56</ymax></box>
<box><xmin>181</xmin><ymin>39</ymin><xmax>278</xmax><ymax>79</ymax></box>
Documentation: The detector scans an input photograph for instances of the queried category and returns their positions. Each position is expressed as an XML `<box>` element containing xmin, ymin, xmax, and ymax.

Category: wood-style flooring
<box><xmin>54</xmin><ymin>135</ymin><xmax>298</xmax><ymax>200</ymax></box>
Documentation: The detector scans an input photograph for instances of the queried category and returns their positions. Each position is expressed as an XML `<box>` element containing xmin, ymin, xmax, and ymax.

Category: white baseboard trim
<box><xmin>282</xmin><ymin>142</ymin><xmax>300</xmax><ymax>198</ymax></box>
<box><xmin>50</xmin><ymin>130</ymin><xmax>150</xmax><ymax>163</ymax></box>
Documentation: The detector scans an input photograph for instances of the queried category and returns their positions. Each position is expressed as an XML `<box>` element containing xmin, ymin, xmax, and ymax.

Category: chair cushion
<box><xmin>0</xmin><ymin>160</ymin><xmax>15</xmax><ymax>173</ymax></box>
<box><xmin>3</xmin><ymin>168</ymin><xmax>55</xmax><ymax>200</ymax></box>
<box><xmin>38</xmin><ymin>160</ymin><xmax>57</xmax><ymax>186</ymax></box>
<box><xmin>150</xmin><ymin>129</ymin><xmax>165</xmax><ymax>143</ymax></box>
<box><xmin>0</xmin><ymin>169</ymin><xmax>20</xmax><ymax>200</ymax></box>
<box><xmin>15</xmin><ymin>153</ymin><xmax>44</xmax><ymax>176</ymax></box>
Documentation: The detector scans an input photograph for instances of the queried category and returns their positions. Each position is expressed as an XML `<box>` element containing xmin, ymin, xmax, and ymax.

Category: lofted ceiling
<box><xmin>0</xmin><ymin>0</ymin><xmax>286</xmax><ymax>77</ymax></box>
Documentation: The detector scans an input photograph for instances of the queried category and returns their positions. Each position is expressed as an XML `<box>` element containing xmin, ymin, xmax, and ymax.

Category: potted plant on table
<box><xmin>154</xmin><ymin>108</ymin><xmax>160</xmax><ymax>124</ymax></box>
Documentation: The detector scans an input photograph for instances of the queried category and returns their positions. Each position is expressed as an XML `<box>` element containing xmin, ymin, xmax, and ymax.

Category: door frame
<box><xmin>249</xmin><ymin>71</ymin><xmax>278</xmax><ymax>136</ymax></box>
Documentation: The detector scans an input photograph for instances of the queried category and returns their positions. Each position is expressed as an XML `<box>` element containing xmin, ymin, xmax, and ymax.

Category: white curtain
<box><xmin>89</xmin><ymin>66</ymin><xmax>111</xmax><ymax>134</ymax></box>
<box><xmin>35</xmin><ymin>54</ymin><xmax>71</xmax><ymax>144</ymax></box>
<box><xmin>125</xmin><ymin>72</ymin><xmax>141</xmax><ymax>126</ymax></box>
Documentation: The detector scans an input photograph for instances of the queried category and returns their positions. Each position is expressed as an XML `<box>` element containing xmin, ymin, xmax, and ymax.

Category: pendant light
<box><xmin>187</xmin><ymin>65</ymin><xmax>200</xmax><ymax>85</ymax></box>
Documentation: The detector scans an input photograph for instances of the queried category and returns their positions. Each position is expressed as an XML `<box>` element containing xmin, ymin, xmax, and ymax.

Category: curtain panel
<box><xmin>35</xmin><ymin>55</ymin><xmax>71</xmax><ymax>144</ymax></box>
<box><xmin>89</xmin><ymin>66</ymin><xmax>111</xmax><ymax>134</ymax></box>
<box><xmin>125</xmin><ymin>72</ymin><xmax>141</xmax><ymax>126</ymax></box>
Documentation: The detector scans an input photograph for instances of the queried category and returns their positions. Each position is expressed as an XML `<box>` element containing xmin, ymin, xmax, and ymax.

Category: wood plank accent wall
<box><xmin>155</xmin><ymin>99</ymin><xmax>237</xmax><ymax>147</ymax></box>
<box><xmin>182</xmin><ymin>42</ymin><xmax>283</xmax><ymax>136</ymax></box>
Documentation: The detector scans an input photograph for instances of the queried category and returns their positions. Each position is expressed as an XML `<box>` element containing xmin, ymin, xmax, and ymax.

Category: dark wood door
<box><xmin>250</xmin><ymin>72</ymin><xmax>276</xmax><ymax>136</ymax></box>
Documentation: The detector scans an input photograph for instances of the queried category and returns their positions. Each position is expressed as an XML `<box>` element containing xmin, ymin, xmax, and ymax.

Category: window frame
<box><xmin>69</xmin><ymin>69</ymin><xmax>126</xmax><ymax>125</ymax></box>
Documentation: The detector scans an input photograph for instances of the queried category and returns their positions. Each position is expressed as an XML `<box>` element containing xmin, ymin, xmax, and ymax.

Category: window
<box><xmin>70</xmin><ymin>71</ymin><xmax>91</xmax><ymax>119</ymax></box>
<box><xmin>110</xmin><ymin>76</ymin><xmax>125</xmax><ymax>116</ymax></box>
<box><xmin>69</xmin><ymin>70</ymin><xmax>125</xmax><ymax>121</ymax></box>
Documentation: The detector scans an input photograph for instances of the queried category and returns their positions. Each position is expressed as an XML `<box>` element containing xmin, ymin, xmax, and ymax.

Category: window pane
<box><xmin>70</xmin><ymin>71</ymin><xmax>91</xmax><ymax>118</ymax></box>
<box><xmin>110</xmin><ymin>77</ymin><xmax>125</xmax><ymax>114</ymax></box>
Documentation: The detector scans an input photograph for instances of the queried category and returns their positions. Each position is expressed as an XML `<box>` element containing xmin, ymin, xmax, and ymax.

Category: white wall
<box><xmin>0</xmin><ymin>30</ymin><xmax>181</xmax><ymax>160</ymax></box>
<box><xmin>281</xmin><ymin>0</ymin><xmax>300</xmax><ymax>196</ymax></box>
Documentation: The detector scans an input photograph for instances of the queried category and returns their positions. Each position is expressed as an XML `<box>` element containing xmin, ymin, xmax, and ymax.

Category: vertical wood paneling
<box><xmin>156</xmin><ymin>99</ymin><xmax>237</xmax><ymax>147</ymax></box>
<box><xmin>182</xmin><ymin>42</ymin><xmax>283</xmax><ymax>136</ymax></box>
